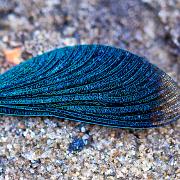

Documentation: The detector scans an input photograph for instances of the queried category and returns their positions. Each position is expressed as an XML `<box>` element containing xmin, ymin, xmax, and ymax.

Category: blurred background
<box><xmin>0</xmin><ymin>0</ymin><xmax>179</xmax><ymax>179</ymax></box>
<box><xmin>0</xmin><ymin>0</ymin><xmax>179</xmax><ymax>82</ymax></box>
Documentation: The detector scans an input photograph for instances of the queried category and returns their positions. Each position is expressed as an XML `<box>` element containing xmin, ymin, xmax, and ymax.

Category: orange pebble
<box><xmin>3</xmin><ymin>47</ymin><xmax>22</xmax><ymax>65</ymax></box>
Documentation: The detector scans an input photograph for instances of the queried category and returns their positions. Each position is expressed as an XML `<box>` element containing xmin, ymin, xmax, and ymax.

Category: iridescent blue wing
<box><xmin>0</xmin><ymin>45</ymin><xmax>179</xmax><ymax>128</ymax></box>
